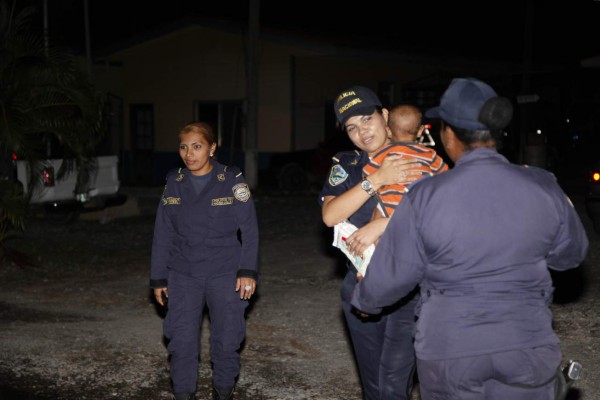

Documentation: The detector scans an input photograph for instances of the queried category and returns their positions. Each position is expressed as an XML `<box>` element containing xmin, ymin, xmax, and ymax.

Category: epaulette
<box><xmin>224</xmin><ymin>165</ymin><xmax>243</xmax><ymax>178</ymax></box>
<box><xmin>164</xmin><ymin>167</ymin><xmax>186</xmax><ymax>183</ymax></box>
<box><xmin>161</xmin><ymin>167</ymin><xmax>183</xmax><ymax>200</ymax></box>
<box><xmin>332</xmin><ymin>149</ymin><xmax>361</xmax><ymax>164</ymax></box>
<box><xmin>165</xmin><ymin>167</ymin><xmax>183</xmax><ymax>179</ymax></box>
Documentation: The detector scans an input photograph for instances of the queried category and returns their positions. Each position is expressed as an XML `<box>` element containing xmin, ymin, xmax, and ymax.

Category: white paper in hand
<box><xmin>332</xmin><ymin>221</ymin><xmax>375</xmax><ymax>276</ymax></box>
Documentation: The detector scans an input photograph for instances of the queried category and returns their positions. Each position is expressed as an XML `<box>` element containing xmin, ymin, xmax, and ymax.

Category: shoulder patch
<box><xmin>328</xmin><ymin>164</ymin><xmax>348</xmax><ymax>186</ymax></box>
<box><xmin>233</xmin><ymin>183</ymin><xmax>251</xmax><ymax>202</ymax></box>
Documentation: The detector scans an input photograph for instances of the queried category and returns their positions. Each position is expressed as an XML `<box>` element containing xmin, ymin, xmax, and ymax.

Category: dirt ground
<box><xmin>0</xmin><ymin>190</ymin><xmax>598</xmax><ymax>400</ymax></box>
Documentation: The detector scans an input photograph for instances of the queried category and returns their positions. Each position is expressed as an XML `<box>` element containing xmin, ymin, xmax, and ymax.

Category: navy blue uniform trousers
<box><xmin>341</xmin><ymin>271</ymin><xmax>417</xmax><ymax>400</ymax></box>
<box><xmin>165</xmin><ymin>269</ymin><xmax>248</xmax><ymax>393</ymax></box>
<box><xmin>417</xmin><ymin>344</ymin><xmax>560</xmax><ymax>399</ymax></box>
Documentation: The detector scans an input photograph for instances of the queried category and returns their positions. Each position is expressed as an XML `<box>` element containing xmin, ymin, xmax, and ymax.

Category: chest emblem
<box><xmin>217</xmin><ymin>173</ymin><xmax>225</xmax><ymax>181</ymax></box>
<box><xmin>328</xmin><ymin>164</ymin><xmax>348</xmax><ymax>186</ymax></box>
<box><xmin>232</xmin><ymin>183</ymin><xmax>251</xmax><ymax>202</ymax></box>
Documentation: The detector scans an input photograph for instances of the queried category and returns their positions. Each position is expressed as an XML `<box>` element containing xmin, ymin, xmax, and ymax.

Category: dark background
<box><xmin>10</xmin><ymin>0</ymin><xmax>600</xmax><ymax>187</ymax></box>
<box><xmin>17</xmin><ymin>0</ymin><xmax>600</xmax><ymax>66</ymax></box>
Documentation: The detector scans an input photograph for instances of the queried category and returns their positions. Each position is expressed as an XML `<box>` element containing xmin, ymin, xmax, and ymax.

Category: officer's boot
<box><xmin>212</xmin><ymin>386</ymin><xmax>234</xmax><ymax>400</ymax></box>
<box><xmin>173</xmin><ymin>392</ymin><xmax>195</xmax><ymax>400</ymax></box>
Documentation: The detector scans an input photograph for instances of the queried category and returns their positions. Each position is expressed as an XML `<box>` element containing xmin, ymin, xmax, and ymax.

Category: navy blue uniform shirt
<box><xmin>150</xmin><ymin>161</ymin><xmax>259</xmax><ymax>288</ymax></box>
<box><xmin>352</xmin><ymin>148</ymin><xmax>589</xmax><ymax>361</ymax></box>
<box><xmin>319</xmin><ymin>150</ymin><xmax>379</xmax><ymax>229</ymax></box>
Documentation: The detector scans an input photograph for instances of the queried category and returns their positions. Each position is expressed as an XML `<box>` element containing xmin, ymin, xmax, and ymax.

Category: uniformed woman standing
<box><xmin>320</xmin><ymin>86</ymin><xmax>423</xmax><ymax>400</ymax></box>
<box><xmin>150</xmin><ymin>121</ymin><xmax>259</xmax><ymax>400</ymax></box>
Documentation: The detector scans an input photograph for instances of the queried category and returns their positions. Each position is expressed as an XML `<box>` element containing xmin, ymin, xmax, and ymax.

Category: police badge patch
<box><xmin>328</xmin><ymin>164</ymin><xmax>348</xmax><ymax>186</ymax></box>
<box><xmin>232</xmin><ymin>183</ymin><xmax>251</xmax><ymax>202</ymax></box>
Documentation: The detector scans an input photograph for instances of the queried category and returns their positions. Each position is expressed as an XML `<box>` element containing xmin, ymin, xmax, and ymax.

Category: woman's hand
<box><xmin>345</xmin><ymin>218</ymin><xmax>389</xmax><ymax>257</ymax></box>
<box><xmin>371</xmin><ymin>155</ymin><xmax>422</xmax><ymax>187</ymax></box>
<box><xmin>236</xmin><ymin>278</ymin><xmax>256</xmax><ymax>300</ymax></box>
<box><xmin>153</xmin><ymin>287</ymin><xmax>168</xmax><ymax>307</ymax></box>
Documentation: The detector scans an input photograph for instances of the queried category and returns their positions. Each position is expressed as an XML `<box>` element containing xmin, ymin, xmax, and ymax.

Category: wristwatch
<box><xmin>360</xmin><ymin>178</ymin><xmax>377</xmax><ymax>196</ymax></box>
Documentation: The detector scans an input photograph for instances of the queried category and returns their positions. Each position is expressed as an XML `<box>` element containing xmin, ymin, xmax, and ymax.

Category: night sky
<box><xmin>14</xmin><ymin>0</ymin><xmax>600</xmax><ymax>67</ymax></box>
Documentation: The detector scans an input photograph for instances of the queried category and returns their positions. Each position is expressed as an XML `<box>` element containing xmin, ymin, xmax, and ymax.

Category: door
<box><xmin>130</xmin><ymin>104</ymin><xmax>154</xmax><ymax>185</ymax></box>
<box><xmin>195</xmin><ymin>100</ymin><xmax>244</xmax><ymax>166</ymax></box>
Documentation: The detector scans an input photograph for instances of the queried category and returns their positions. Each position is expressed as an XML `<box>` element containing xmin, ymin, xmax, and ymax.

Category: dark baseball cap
<box><xmin>334</xmin><ymin>86</ymin><xmax>382</xmax><ymax>126</ymax></box>
<box><xmin>425</xmin><ymin>78</ymin><xmax>499</xmax><ymax>131</ymax></box>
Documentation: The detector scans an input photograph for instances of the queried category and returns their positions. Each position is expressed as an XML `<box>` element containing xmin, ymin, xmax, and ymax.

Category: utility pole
<box><xmin>519</xmin><ymin>0</ymin><xmax>534</xmax><ymax>164</ymax></box>
<box><xmin>245</xmin><ymin>0</ymin><xmax>259</xmax><ymax>188</ymax></box>
<box><xmin>84</xmin><ymin>0</ymin><xmax>92</xmax><ymax>81</ymax></box>
<box><xmin>43</xmin><ymin>0</ymin><xmax>48</xmax><ymax>55</ymax></box>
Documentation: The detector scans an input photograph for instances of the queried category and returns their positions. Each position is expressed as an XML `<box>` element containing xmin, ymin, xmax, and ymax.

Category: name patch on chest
<box><xmin>163</xmin><ymin>197</ymin><xmax>181</xmax><ymax>205</ymax></box>
<box><xmin>212</xmin><ymin>197</ymin><xmax>234</xmax><ymax>206</ymax></box>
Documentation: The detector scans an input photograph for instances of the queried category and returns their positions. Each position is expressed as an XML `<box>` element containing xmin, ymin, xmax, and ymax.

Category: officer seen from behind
<box><xmin>351</xmin><ymin>77</ymin><xmax>589</xmax><ymax>399</ymax></box>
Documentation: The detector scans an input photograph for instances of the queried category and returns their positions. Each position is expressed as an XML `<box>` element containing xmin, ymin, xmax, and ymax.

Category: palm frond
<box><xmin>0</xmin><ymin>0</ymin><xmax>108</xmax><ymax>251</ymax></box>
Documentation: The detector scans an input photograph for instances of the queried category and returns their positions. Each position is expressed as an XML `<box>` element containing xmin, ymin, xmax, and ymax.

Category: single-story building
<box><xmin>91</xmin><ymin>15</ymin><xmax>524</xmax><ymax>188</ymax></box>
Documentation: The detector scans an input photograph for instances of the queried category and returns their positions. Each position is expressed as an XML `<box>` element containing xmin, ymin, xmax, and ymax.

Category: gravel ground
<box><xmin>0</xmin><ymin>190</ymin><xmax>598</xmax><ymax>400</ymax></box>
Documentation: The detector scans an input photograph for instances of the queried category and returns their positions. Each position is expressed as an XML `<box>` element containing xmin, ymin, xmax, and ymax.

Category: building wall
<box><xmin>101</xmin><ymin>25</ymin><xmax>437</xmax><ymax>156</ymax></box>
<box><xmin>106</xmin><ymin>27</ymin><xmax>247</xmax><ymax>152</ymax></box>
<box><xmin>103</xmin><ymin>26</ymin><xmax>327</xmax><ymax>154</ymax></box>
<box><xmin>96</xmin><ymin>24</ymin><xmax>460</xmax><ymax>185</ymax></box>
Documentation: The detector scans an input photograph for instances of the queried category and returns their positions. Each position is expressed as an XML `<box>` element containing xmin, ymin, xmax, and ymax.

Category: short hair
<box><xmin>443</xmin><ymin>121</ymin><xmax>498</xmax><ymax>150</ymax></box>
<box><xmin>388</xmin><ymin>104</ymin><xmax>422</xmax><ymax>137</ymax></box>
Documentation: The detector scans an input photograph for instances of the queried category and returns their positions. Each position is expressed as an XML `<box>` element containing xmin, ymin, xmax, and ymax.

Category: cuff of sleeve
<box><xmin>236</xmin><ymin>269</ymin><xmax>258</xmax><ymax>280</ymax></box>
<box><xmin>150</xmin><ymin>278</ymin><xmax>168</xmax><ymax>288</ymax></box>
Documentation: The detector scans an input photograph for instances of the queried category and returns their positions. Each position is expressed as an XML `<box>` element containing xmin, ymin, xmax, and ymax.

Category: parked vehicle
<box><xmin>2</xmin><ymin>152</ymin><xmax>127</xmax><ymax>224</ymax></box>
<box><xmin>585</xmin><ymin>160</ymin><xmax>600</xmax><ymax>234</ymax></box>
